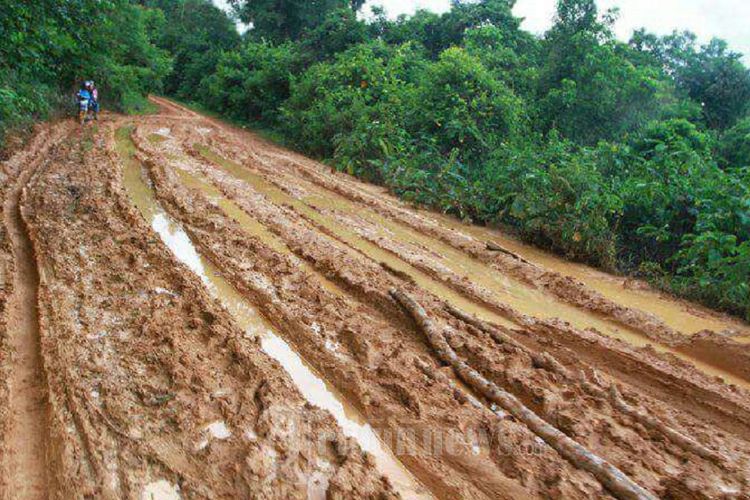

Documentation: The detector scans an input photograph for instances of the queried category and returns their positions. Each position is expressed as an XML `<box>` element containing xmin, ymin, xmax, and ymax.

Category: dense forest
<box><xmin>2</xmin><ymin>0</ymin><xmax>749</xmax><ymax>320</ymax></box>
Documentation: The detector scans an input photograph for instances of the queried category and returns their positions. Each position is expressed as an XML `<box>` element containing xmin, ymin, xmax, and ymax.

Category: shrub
<box><xmin>204</xmin><ymin>41</ymin><xmax>302</xmax><ymax>124</ymax></box>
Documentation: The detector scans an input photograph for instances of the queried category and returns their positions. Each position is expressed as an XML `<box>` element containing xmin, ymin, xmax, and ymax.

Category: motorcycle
<box><xmin>77</xmin><ymin>96</ymin><xmax>95</xmax><ymax>125</ymax></box>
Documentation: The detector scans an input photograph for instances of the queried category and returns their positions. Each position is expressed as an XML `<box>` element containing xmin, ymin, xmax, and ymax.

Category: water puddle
<box><xmin>195</xmin><ymin>145</ymin><xmax>750</xmax><ymax>389</ymax></box>
<box><xmin>116</xmin><ymin>127</ymin><xmax>431</xmax><ymax>499</ymax></box>
<box><xmin>432</xmin><ymin>212</ymin><xmax>750</xmax><ymax>338</ymax></box>
<box><xmin>196</xmin><ymin>145</ymin><xmax>515</xmax><ymax>328</ymax></box>
<box><xmin>170</xmin><ymin>166</ymin><xmax>345</xmax><ymax>297</ymax></box>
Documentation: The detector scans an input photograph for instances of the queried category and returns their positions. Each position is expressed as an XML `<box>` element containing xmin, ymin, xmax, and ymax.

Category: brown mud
<box><xmin>2</xmin><ymin>117</ymin><xmax>394</xmax><ymax>498</ymax></box>
<box><xmin>0</xmin><ymin>98</ymin><xmax>748</xmax><ymax>498</ymax></box>
<box><xmin>151</xmin><ymin>103</ymin><xmax>750</xmax><ymax>390</ymax></box>
<box><xmin>136</xmin><ymin>99</ymin><xmax>750</xmax><ymax>497</ymax></box>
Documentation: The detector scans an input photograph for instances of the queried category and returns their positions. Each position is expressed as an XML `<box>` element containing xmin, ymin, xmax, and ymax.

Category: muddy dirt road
<box><xmin>1</xmin><ymin>98</ymin><xmax>749</xmax><ymax>498</ymax></box>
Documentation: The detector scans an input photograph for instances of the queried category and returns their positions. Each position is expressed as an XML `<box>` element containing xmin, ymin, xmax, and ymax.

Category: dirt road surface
<box><xmin>0</xmin><ymin>98</ymin><xmax>748</xmax><ymax>498</ymax></box>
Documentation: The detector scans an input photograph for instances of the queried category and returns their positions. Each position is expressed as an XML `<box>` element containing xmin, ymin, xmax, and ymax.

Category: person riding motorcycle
<box><xmin>76</xmin><ymin>82</ymin><xmax>92</xmax><ymax>124</ymax></box>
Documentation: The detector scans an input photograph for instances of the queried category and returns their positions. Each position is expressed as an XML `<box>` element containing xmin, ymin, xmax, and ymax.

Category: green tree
<box><xmin>141</xmin><ymin>0</ymin><xmax>240</xmax><ymax>98</ymax></box>
<box><xmin>537</xmin><ymin>0</ymin><xmax>666</xmax><ymax>144</ymax></box>
<box><xmin>203</xmin><ymin>40</ymin><xmax>301</xmax><ymax>123</ymax></box>
<box><xmin>298</xmin><ymin>8</ymin><xmax>368</xmax><ymax>62</ymax></box>
<box><xmin>464</xmin><ymin>25</ymin><xmax>540</xmax><ymax>98</ymax></box>
<box><xmin>411</xmin><ymin>47</ymin><xmax>525</xmax><ymax>162</ymax></box>
<box><xmin>630</xmin><ymin>30</ymin><xmax>750</xmax><ymax>130</ymax></box>
<box><xmin>377</xmin><ymin>0</ymin><xmax>523</xmax><ymax>58</ymax></box>
<box><xmin>230</xmin><ymin>0</ymin><xmax>355</xmax><ymax>42</ymax></box>
<box><xmin>717</xmin><ymin>117</ymin><xmax>750</xmax><ymax>168</ymax></box>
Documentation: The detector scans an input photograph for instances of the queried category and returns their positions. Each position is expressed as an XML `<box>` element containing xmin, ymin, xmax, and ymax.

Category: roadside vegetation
<box><xmin>0</xmin><ymin>0</ymin><xmax>172</xmax><ymax>147</ymax></box>
<box><xmin>2</xmin><ymin>0</ymin><xmax>749</xmax><ymax>320</ymax></box>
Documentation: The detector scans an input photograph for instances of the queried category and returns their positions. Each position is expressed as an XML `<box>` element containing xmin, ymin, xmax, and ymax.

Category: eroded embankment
<box><xmin>130</xmin><ymin>112</ymin><xmax>750</xmax><ymax>498</ymax></box>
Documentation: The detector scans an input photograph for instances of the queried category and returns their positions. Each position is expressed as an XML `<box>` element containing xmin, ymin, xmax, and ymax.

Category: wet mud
<box><xmin>0</xmin><ymin>98</ymin><xmax>748</xmax><ymax>498</ymax></box>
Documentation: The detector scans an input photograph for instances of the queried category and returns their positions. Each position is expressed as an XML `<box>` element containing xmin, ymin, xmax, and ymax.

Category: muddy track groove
<box><xmin>132</xmin><ymin>107</ymin><xmax>750</xmax><ymax>497</ymax></box>
<box><xmin>2</xmin><ymin>130</ymin><xmax>54</xmax><ymax>499</ymax></box>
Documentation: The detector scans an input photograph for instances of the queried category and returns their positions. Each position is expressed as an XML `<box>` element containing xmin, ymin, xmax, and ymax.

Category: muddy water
<box><xmin>116</xmin><ymin>127</ymin><xmax>432</xmax><ymax>499</ymax></box>
<box><xmin>429</xmin><ymin>211</ymin><xmax>750</xmax><ymax>338</ymax></box>
<box><xmin>170</xmin><ymin>165</ymin><xmax>345</xmax><ymax>298</ymax></box>
<box><xmin>197</xmin><ymin>145</ymin><xmax>515</xmax><ymax>328</ymax></box>
<box><xmin>305</xmin><ymin>190</ymin><xmax>651</xmax><ymax>341</ymax></box>
<box><xmin>197</xmin><ymin>146</ymin><xmax>750</xmax><ymax>389</ymax></box>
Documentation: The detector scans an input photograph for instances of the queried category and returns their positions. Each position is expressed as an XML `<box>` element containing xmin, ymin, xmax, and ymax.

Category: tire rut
<box><xmin>2</xmin><ymin>147</ymin><xmax>49</xmax><ymax>499</ymax></box>
<box><xmin>133</xmin><ymin>104</ymin><xmax>750</xmax><ymax>497</ymax></box>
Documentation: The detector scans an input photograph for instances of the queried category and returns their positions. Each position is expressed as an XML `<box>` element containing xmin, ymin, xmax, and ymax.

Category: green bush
<box><xmin>204</xmin><ymin>41</ymin><xmax>302</xmax><ymax>124</ymax></box>
<box><xmin>282</xmin><ymin>42</ymin><xmax>420</xmax><ymax>169</ymax></box>
<box><xmin>718</xmin><ymin>117</ymin><xmax>750</xmax><ymax>169</ymax></box>
<box><xmin>409</xmin><ymin>47</ymin><xmax>525</xmax><ymax>163</ymax></box>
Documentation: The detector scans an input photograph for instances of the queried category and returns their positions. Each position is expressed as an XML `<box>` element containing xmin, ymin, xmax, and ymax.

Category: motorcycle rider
<box><xmin>76</xmin><ymin>81</ymin><xmax>92</xmax><ymax>124</ymax></box>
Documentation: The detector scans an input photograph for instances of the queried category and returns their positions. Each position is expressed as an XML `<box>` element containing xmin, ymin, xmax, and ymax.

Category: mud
<box><xmin>2</xmin><ymin>118</ymin><xmax>393</xmax><ymax>498</ymax></box>
<box><xmin>117</xmin><ymin>126</ymin><xmax>428</xmax><ymax>499</ymax></box>
<box><xmin>167</xmin><ymin>117</ymin><xmax>750</xmax><ymax>389</ymax></box>
<box><xmin>0</xmin><ymin>97</ymin><xmax>748</xmax><ymax>498</ymax></box>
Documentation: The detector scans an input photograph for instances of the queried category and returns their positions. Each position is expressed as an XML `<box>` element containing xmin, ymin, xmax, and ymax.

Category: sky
<box><xmin>212</xmin><ymin>0</ymin><xmax>749</xmax><ymax>62</ymax></box>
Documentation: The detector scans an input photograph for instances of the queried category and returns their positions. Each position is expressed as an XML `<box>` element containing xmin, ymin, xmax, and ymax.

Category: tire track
<box><xmin>2</xmin><ymin>144</ymin><xmax>49</xmax><ymax>499</ymax></box>
<box><xmin>133</xmin><ymin>118</ymin><xmax>750</xmax><ymax>497</ymax></box>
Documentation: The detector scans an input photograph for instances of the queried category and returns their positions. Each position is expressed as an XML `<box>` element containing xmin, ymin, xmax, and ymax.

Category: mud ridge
<box><xmin>132</xmin><ymin>113</ymin><xmax>750</xmax><ymax>497</ymax></box>
<box><xmin>391</xmin><ymin>288</ymin><xmax>654</xmax><ymax>500</ymax></box>
<box><xmin>194</xmin><ymin>116</ymin><xmax>750</xmax><ymax>382</ymax></box>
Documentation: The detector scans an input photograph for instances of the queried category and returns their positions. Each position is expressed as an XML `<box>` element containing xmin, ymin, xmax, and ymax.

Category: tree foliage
<box><xmin>141</xmin><ymin>0</ymin><xmax>240</xmax><ymax>98</ymax></box>
<box><xmin>1</xmin><ymin>0</ymin><xmax>172</xmax><ymax>143</ymax></box>
<box><xmin>630</xmin><ymin>30</ymin><xmax>750</xmax><ymax>130</ymax></box>
<box><xmin>229</xmin><ymin>0</ymin><xmax>357</xmax><ymax>42</ymax></box>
